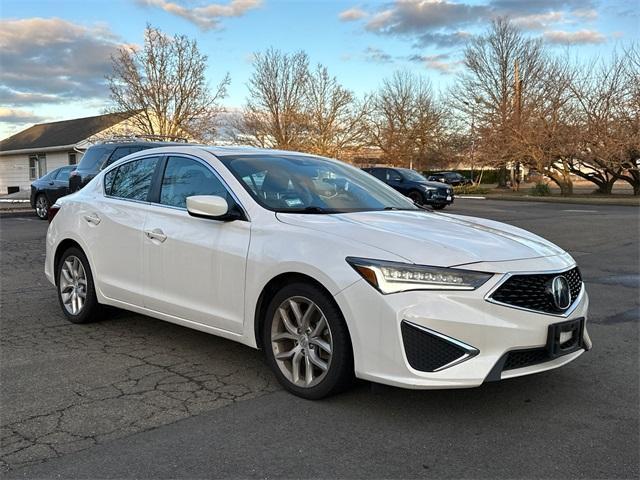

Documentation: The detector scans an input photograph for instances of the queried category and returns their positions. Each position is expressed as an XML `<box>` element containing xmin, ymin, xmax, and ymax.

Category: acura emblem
<box><xmin>550</xmin><ymin>275</ymin><xmax>572</xmax><ymax>310</ymax></box>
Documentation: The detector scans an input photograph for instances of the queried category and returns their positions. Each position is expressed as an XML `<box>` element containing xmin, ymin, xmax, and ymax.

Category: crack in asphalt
<box><xmin>0</xmin><ymin>228</ymin><xmax>280</xmax><ymax>472</ymax></box>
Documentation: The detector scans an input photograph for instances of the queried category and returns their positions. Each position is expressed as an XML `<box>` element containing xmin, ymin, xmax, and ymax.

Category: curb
<box><xmin>479</xmin><ymin>195</ymin><xmax>640</xmax><ymax>207</ymax></box>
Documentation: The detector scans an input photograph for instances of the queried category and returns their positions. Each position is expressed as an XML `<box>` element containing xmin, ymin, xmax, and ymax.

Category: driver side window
<box><xmin>387</xmin><ymin>170</ymin><xmax>402</xmax><ymax>182</ymax></box>
<box><xmin>159</xmin><ymin>156</ymin><xmax>229</xmax><ymax>209</ymax></box>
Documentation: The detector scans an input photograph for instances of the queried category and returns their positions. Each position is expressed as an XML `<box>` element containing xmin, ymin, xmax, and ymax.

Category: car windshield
<box><xmin>218</xmin><ymin>154</ymin><xmax>419</xmax><ymax>213</ymax></box>
<box><xmin>399</xmin><ymin>169</ymin><xmax>427</xmax><ymax>182</ymax></box>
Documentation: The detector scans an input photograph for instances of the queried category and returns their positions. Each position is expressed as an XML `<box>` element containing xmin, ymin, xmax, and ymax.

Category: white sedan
<box><xmin>45</xmin><ymin>146</ymin><xmax>591</xmax><ymax>399</ymax></box>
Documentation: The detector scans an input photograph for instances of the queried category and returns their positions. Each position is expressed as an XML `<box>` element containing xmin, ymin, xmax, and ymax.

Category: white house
<box><xmin>0</xmin><ymin>111</ymin><xmax>140</xmax><ymax>194</ymax></box>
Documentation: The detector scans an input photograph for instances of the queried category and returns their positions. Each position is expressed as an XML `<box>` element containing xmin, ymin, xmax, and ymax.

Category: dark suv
<box><xmin>427</xmin><ymin>171</ymin><xmax>473</xmax><ymax>186</ymax></box>
<box><xmin>363</xmin><ymin>167</ymin><xmax>454</xmax><ymax>209</ymax></box>
<box><xmin>69</xmin><ymin>139</ymin><xmax>188</xmax><ymax>192</ymax></box>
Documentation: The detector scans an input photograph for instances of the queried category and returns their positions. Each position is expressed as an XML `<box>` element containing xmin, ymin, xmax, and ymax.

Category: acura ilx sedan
<box><xmin>45</xmin><ymin>146</ymin><xmax>591</xmax><ymax>399</ymax></box>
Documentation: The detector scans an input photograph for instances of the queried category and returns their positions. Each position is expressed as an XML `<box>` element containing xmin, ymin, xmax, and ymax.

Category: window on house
<box><xmin>68</xmin><ymin>152</ymin><xmax>77</xmax><ymax>165</ymax></box>
<box><xmin>29</xmin><ymin>154</ymin><xmax>47</xmax><ymax>180</ymax></box>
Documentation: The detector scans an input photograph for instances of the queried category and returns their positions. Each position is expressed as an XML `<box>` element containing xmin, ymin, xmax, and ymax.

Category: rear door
<box><xmin>142</xmin><ymin>155</ymin><xmax>250</xmax><ymax>333</ymax></box>
<box><xmin>83</xmin><ymin>156</ymin><xmax>160</xmax><ymax>305</ymax></box>
<box><xmin>51</xmin><ymin>166</ymin><xmax>72</xmax><ymax>203</ymax></box>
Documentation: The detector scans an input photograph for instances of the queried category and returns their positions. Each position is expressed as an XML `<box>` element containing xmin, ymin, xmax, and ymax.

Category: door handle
<box><xmin>84</xmin><ymin>213</ymin><xmax>101</xmax><ymax>225</ymax></box>
<box><xmin>145</xmin><ymin>228</ymin><xmax>167</xmax><ymax>243</ymax></box>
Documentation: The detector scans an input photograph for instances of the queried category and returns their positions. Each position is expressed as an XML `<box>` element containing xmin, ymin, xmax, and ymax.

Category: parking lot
<box><xmin>1</xmin><ymin>199</ymin><xmax>638</xmax><ymax>479</ymax></box>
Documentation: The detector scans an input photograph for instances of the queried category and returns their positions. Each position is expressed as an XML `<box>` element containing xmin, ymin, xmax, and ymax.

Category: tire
<box><xmin>263</xmin><ymin>282</ymin><xmax>353</xmax><ymax>399</ymax></box>
<box><xmin>407</xmin><ymin>190</ymin><xmax>424</xmax><ymax>205</ymax></box>
<box><xmin>56</xmin><ymin>247</ymin><xmax>102</xmax><ymax>324</ymax></box>
<box><xmin>432</xmin><ymin>204</ymin><xmax>446</xmax><ymax>210</ymax></box>
<box><xmin>35</xmin><ymin>194</ymin><xmax>49</xmax><ymax>220</ymax></box>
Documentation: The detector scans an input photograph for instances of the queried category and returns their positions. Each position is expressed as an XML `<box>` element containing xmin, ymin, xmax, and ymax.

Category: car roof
<box><xmin>86</xmin><ymin>141</ymin><xmax>188</xmax><ymax>149</ymax></box>
<box><xmin>118</xmin><ymin>145</ymin><xmax>330</xmax><ymax>159</ymax></box>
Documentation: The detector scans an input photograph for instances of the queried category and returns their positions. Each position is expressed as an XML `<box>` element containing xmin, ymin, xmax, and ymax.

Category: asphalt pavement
<box><xmin>1</xmin><ymin>199</ymin><xmax>638</xmax><ymax>479</ymax></box>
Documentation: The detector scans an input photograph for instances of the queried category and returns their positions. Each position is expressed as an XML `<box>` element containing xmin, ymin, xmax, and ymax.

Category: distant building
<box><xmin>0</xmin><ymin>111</ymin><xmax>140</xmax><ymax>194</ymax></box>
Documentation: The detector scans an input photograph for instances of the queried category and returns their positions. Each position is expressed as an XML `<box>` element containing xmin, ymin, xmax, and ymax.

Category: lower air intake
<box><xmin>401</xmin><ymin>321</ymin><xmax>475</xmax><ymax>372</ymax></box>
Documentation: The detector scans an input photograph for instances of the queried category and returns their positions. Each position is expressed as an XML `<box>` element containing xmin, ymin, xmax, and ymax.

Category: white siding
<box><xmin>0</xmin><ymin>150</ymin><xmax>83</xmax><ymax>194</ymax></box>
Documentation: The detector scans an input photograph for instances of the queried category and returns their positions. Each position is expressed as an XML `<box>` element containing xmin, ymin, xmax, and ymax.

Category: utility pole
<box><xmin>513</xmin><ymin>59</ymin><xmax>523</xmax><ymax>191</ymax></box>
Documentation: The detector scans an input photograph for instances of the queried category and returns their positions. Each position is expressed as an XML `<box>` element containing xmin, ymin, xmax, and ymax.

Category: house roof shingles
<box><xmin>0</xmin><ymin>111</ymin><xmax>136</xmax><ymax>152</ymax></box>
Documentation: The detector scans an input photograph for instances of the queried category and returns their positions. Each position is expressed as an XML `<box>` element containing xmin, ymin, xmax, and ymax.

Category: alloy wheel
<box><xmin>59</xmin><ymin>256</ymin><xmax>87</xmax><ymax>315</ymax></box>
<box><xmin>35</xmin><ymin>196</ymin><xmax>48</xmax><ymax>219</ymax></box>
<box><xmin>270</xmin><ymin>296</ymin><xmax>333</xmax><ymax>388</ymax></box>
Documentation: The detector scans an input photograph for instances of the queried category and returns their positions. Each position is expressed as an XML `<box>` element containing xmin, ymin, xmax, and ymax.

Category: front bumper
<box><xmin>334</xmin><ymin>269</ymin><xmax>590</xmax><ymax>389</ymax></box>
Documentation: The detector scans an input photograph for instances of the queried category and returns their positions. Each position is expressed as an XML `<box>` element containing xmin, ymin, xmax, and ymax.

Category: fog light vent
<box><xmin>400</xmin><ymin>321</ymin><xmax>478</xmax><ymax>372</ymax></box>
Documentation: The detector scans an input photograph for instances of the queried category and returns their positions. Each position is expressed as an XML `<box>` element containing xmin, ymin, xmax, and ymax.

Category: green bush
<box><xmin>530</xmin><ymin>183</ymin><xmax>551</xmax><ymax>196</ymax></box>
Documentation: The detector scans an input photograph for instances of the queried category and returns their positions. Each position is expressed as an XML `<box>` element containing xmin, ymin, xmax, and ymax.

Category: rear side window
<box><xmin>105</xmin><ymin>157</ymin><xmax>159</xmax><ymax>201</ymax></box>
<box><xmin>159</xmin><ymin>156</ymin><xmax>228</xmax><ymax>209</ymax></box>
<box><xmin>105</xmin><ymin>146</ymin><xmax>146</xmax><ymax>167</ymax></box>
<box><xmin>368</xmin><ymin>169</ymin><xmax>386</xmax><ymax>181</ymax></box>
<box><xmin>77</xmin><ymin>146</ymin><xmax>110</xmax><ymax>171</ymax></box>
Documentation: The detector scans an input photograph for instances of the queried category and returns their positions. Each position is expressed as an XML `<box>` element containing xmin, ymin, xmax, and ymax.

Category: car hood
<box><xmin>276</xmin><ymin>210</ymin><xmax>565</xmax><ymax>267</ymax></box>
<box><xmin>417</xmin><ymin>180</ymin><xmax>450</xmax><ymax>189</ymax></box>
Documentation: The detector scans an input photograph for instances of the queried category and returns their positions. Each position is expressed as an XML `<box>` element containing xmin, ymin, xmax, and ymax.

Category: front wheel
<box><xmin>35</xmin><ymin>194</ymin><xmax>49</xmax><ymax>220</ymax></box>
<box><xmin>407</xmin><ymin>191</ymin><xmax>424</xmax><ymax>205</ymax></box>
<box><xmin>432</xmin><ymin>204</ymin><xmax>447</xmax><ymax>210</ymax></box>
<box><xmin>263</xmin><ymin>282</ymin><xmax>353</xmax><ymax>399</ymax></box>
<box><xmin>56</xmin><ymin>247</ymin><xmax>102</xmax><ymax>323</ymax></box>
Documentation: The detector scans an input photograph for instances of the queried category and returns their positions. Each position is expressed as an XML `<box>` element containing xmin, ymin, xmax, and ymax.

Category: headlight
<box><xmin>346</xmin><ymin>257</ymin><xmax>493</xmax><ymax>294</ymax></box>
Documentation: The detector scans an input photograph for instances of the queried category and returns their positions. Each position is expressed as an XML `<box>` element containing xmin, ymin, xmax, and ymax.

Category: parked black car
<box><xmin>69</xmin><ymin>139</ymin><xmax>187</xmax><ymax>192</ymax></box>
<box><xmin>30</xmin><ymin>165</ymin><xmax>75</xmax><ymax>219</ymax></box>
<box><xmin>362</xmin><ymin>167</ymin><xmax>454</xmax><ymax>209</ymax></box>
<box><xmin>427</xmin><ymin>171</ymin><xmax>473</xmax><ymax>186</ymax></box>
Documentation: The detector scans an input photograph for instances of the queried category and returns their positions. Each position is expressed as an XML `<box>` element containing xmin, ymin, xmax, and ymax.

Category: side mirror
<box><xmin>186</xmin><ymin>195</ymin><xmax>242</xmax><ymax>221</ymax></box>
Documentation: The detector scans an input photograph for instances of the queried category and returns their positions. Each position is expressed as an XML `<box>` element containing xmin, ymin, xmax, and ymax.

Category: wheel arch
<box><xmin>253</xmin><ymin>272</ymin><xmax>352</xmax><ymax>351</ymax></box>
<box><xmin>53</xmin><ymin>238</ymin><xmax>84</xmax><ymax>286</ymax></box>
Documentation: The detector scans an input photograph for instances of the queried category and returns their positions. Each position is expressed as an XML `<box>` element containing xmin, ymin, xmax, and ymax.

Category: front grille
<box><xmin>491</xmin><ymin>267</ymin><xmax>582</xmax><ymax>314</ymax></box>
<box><xmin>401</xmin><ymin>321</ymin><xmax>469</xmax><ymax>372</ymax></box>
<box><xmin>503</xmin><ymin>348</ymin><xmax>549</xmax><ymax>370</ymax></box>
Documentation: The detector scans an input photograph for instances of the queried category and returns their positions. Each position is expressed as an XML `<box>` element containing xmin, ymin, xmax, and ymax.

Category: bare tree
<box><xmin>515</xmin><ymin>57</ymin><xmax>578</xmax><ymax>194</ymax></box>
<box><xmin>107</xmin><ymin>25</ymin><xmax>229</xmax><ymax>141</ymax></box>
<box><xmin>451</xmin><ymin>18</ymin><xmax>546</xmax><ymax>186</ymax></box>
<box><xmin>369</xmin><ymin>70</ymin><xmax>443</xmax><ymax>170</ymax></box>
<box><xmin>303</xmin><ymin>65</ymin><xmax>370</xmax><ymax>157</ymax></box>
<box><xmin>234</xmin><ymin>49</ymin><xmax>309</xmax><ymax>149</ymax></box>
<box><xmin>570</xmin><ymin>49</ymin><xmax>638</xmax><ymax>194</ymax></box>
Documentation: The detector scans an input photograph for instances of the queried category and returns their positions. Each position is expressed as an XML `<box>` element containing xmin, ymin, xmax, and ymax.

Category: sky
<box><xmin>1</xmin><ymin>0</ymin><xmax>638</xmax><ymax>140</ymax></box>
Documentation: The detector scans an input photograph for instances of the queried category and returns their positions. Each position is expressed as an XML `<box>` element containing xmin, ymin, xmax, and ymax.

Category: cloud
<box><xmin>544</xmin><ymin>29</ymin><xmax>606</xmax><ymax>45</ymax></box>
<box><xmin>0</xmin><ymin>107</ymin><xmax>47</xmax><ymax>125</ymax></box>
<box><xmin>414</xmin><ymin>30</ymin><xmax>472</xmax><ymax>47</ymax></box>
<box><xmin>365</xmin><ymin>1</ymin><xmax>487</xmax><ymax>35</ymax></box>
<box><xmin>489</xmin><ymin>0</ymin><xmax>594</xmax><ymax>15</ymax></box>
<box><xmin>408</xmin><ymin>53</ymin><xmax>461</xmax><ymax>73</ymax></box>
<box><xmin>572</xmin><ymin>8</ymin><xmax>598</xmax><ymax>20</ymax></box>
<box><xmin>0</xmin><ymin>18</ymin><xmax>124</xmax><ymax>107</ymax></box>
<box><xmin>347</xmin><ymin>0</ymin><xmax>603</xmax><ymax>48</ymax></box>
<box><xmin>363</xmin><ymin>46</ymin><xmax>392</xmax><ymax>63</ymax></box>
<box><xmin>512</xmin><ymin>11</ymin><xmax>566</xmax><ymax>30</ymax></box>
<box><xmin>135</xmin><ymin>0</ymin><xmax>262</xmax><ymax>31</ymax></box>
<box><xmin>339</xmin><ymin>7</ymin><xmax>368</xmax><ymax>21</ymax></box>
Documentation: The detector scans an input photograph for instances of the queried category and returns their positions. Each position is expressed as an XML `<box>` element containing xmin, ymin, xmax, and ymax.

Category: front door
<box><xmin>142</xmin><ymin>155</ymin><xmax>250</xmax><ymax>334</ymax></box>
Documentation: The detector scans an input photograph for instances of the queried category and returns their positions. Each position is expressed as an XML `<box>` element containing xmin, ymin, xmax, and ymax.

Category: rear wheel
<box><xmin>35</xmin><ymin>194</ymin><xmax>49</xmax><ymax>220</ymax></box>
<box><xmin>56</xmin><ymin>247</ymin><xmax>102</xmax><ymax>323</ymax></box>
<box><xmin>263</xmin><ymin>282</ymin><xmax>353</xmax><ymax>399</ymax></box>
